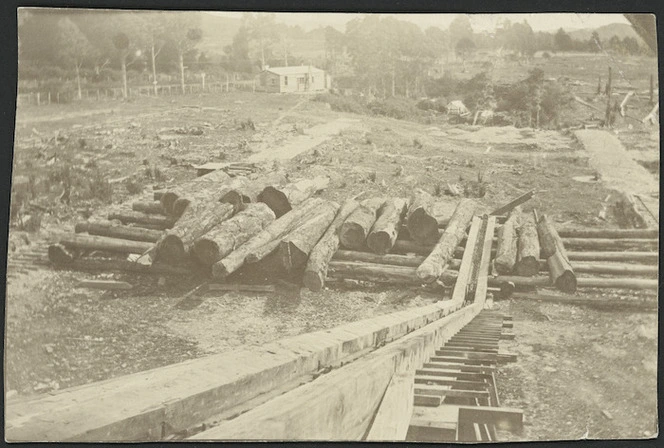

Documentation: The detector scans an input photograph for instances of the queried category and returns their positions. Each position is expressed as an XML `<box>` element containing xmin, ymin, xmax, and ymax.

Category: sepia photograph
<box><xmin>4</xmin><ymin>8</ymin><xmax>659</xmax><ymax>442</ymax></box>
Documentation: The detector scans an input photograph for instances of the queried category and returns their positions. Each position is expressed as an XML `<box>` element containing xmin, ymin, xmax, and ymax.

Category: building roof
<box><xmin>264</xmin><ymin>66</ymin><xmax>325</xmax><ymax>76</ymax></box>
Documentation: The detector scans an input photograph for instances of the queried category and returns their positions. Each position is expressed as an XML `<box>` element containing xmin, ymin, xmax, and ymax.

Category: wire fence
<box><xmin>17</xmin><ymin>79</ymin><xmax>258</xmax><ymax>107</ymax></box>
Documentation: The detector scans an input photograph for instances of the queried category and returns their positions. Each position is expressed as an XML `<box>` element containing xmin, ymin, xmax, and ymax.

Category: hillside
<box><xmin>569</xmin><ymin>22</ymin><xmax>641</xmax><ymax>42</ymax></box>
<box><xmin>198</xmin><ymin>13</ymin><xmax>242</xmax><ymax>57</ymax></box>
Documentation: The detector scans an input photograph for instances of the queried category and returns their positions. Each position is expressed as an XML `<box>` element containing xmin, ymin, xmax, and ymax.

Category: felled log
<box><xmin>514</xmin><ymin>214</ymin><xmax>540</xmax><ymax>276</ymax></box>
<box><xmin>406</xmin><ymin>189</ymin><xmax>439</xmax><ymax>244</ymax></box>
<box><xmin>562</xmin><ymin>238</ymin><xmax>658</xmax><ymax>251</ymax></box>
<box><xmin>489</xmin><ymin>275</ymin><xmax>658</xmax><ymax>291</ymax></box>
<box><xmin>57</xmin><ymin>234</ymin><xmax>153</xmax><ymax>254</ymax></box>
<box><xmin>192</xmin><ymin>203</ymin><xmax>276</xmax><ymax>267</ymax></box>
<box><xmin>77</xmin><ymin>280</ymin><xmax>133</xmax><ymax>290</ymax></box>
<box><xmin>107</xmin><ymin>211</ymin><xmax>176</xmax><ymax>229</ymax></box>
<box><xmin>339</xmin><ymin>197</ymin><xmax>385</xmax><ymax>250</ymax></box>
<box><xmin>153</xmin><ymin>191</ymin><xmax>164</xmax><ymax>201</ymax></box>
<box><xmin>302</xmin><ymin>198</ymin><xmax>361</xmax><ymax>291</ymax></box>
<box><xmin>75</xmin><ymin>221</ymin><xmax>163</xmax><ymax>243</ymax></box>
<box><xmin>278</xmin><ymin>202</ymin><xmax>340</xmax><ymax>272</ymax></box>
<box><xmin>212</xmin><ymin>198</ymin><xmax>330</xmax><ymax>279</ymax></box>
<box><xmin>570</xmin><ymin>262</ymin><xmax>657</xmax><ymax>276</ymax></box>
<box><xmin>511</xmin><ymin>292</ymin><xmax>657</xmax><ymax>312</ymax></box>
<box><xmin>416</xmin><ymin>199</ymin><xmax>476</xmax><ymax>283</ymax></box>
<box><xmin>392</xmin><ymin>239</ymin><xmax>438</xmax><ymax>255</ymax></box>
<box><xmin>172</xmin><ymin>176</ymin><xmax>250</xmax><ymax>218</ymax></box>
<box><xmin>132</xmin><ymin>201</ymin><xmax>165</xmax><ymax>215</ymax></box>
<box><xmin>537</xmin><ymin>214</ymin><xmax>576</xmax><ymax>293</ymax></box>
<box><xmin>367</xmin><ymin>198</ymin><xmax>408</xmax><ymax>254</ymax></box>
<box><xmin>494</xmin><ymin>206</ymin><xmax>521</xmax><ymax>274</ymax></box>
<box><xmin>332</xmin><ymin>250</ymin><xmax>464</xmax><ymax>270</ymax></box>
<box><xmin>49</xmin><ymin>255</ymin><xmax>196</xmax><ymax>275</ymax></box>
<box><xmin>491</xmin><ymin>190</ymin><xmax>534</xmax><ymax>216</ymax></box>
<box><xmin>557</xmin><ymin>228</ymin><xmax>659</xmax><ymax>239</ymax></box>
<box><xmin>220</xmin><ymin>172</ymin><xmax>288</xmax><ymax>210</ymax></box>
<box><xmin>154</xmin><ymin>202</ymin><xmax>235</xmax><ymax>264</ymax></box>
<box><xmin>258</xmin><ymin>176</ymin><xmax>330</xmax><ymax>218</ymax></box>
<box><xmin>160</xmin><ymin>169</ymin><xmax>232</xmax><ymax>215</ymax></box>
<box><xmin>327</xmin><ymin>260</ymin><xmax>458</xmax><ymax>286</ymax></box>
<box><xmin>566</xmin><ymin>251</ymin><xmax>657</xmax><ymax>263</ymax></box>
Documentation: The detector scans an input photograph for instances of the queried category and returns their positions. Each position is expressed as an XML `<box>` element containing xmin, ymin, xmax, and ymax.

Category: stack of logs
<box><xmin>47</xmin><ymin>169</ymin><xmax>658</xmax><ymax>297</ymax></box>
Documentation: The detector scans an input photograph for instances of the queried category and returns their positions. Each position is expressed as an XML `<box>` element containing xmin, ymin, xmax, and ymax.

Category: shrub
<box><xmin>314</xmin><ymin>93</ymin><xmax>367</xmax><ymax>114</ymax></box>
<box><xmin>367</xmin><ymin>97</ymin><xmax>419</xmax><ymax>120</ymax></box>
<box><xmin>90</xmin><ymin>176</ymin><xmax>113</xmax><ymax>202</ymax></box>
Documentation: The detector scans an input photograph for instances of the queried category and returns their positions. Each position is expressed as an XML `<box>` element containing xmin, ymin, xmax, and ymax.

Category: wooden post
<box><xmin>57</xmin><ymin>92</ymin><xmax>60</xmax><ymax>103</ymax></box>
<box><xmin>226</xmin><ymin>74</ymin><xmax>230</xmax><ymax>92</ymax></box>
<box><xmin>47</xmin><ymin>91</ymin><xmax>51</xmax><ymax>104</ymax></box>
<box><xmin>36</xmin><ymin>92</ymin><xmax>40</xmax><ymax>106</ymax></box>
<box><xmin>605</xmin><ymin>66</ymin><xmax>612</xmax><ymax>127</ymax></box>
<box><xmin>649</xmin><ymin>74</ymin><xmax>654</xmax><ymax>105</ymax></box>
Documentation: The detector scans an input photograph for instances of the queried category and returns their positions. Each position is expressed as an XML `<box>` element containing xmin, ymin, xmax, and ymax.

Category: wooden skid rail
<box><xmin>407</xmin><ymin>311</ymin><xmax>522</xmax><ymax>443</ymax></box>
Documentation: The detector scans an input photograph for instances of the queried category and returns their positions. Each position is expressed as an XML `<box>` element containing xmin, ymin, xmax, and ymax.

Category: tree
<box><xmin>224</xmin><ymin>25</ymin><xmax>253</xmax><ymax>73</ymax></box>
<box><xmin>554</xmin><ymin>28</ymin><xmax>573</xmax><ymax>52</ymax></box>
<box><xmin>244</xmin><ymin>13</ymin><xmax>279</xmax><ymax>69</ymax></box>
<box><xmin>455</xmin><ymin>37</ymin><xmax>476</xmax><ymax>65</ymax></box>
<box><xmin>165</xmin><ymin>14</ymin><xmax>203</xmax><ymax>94</ymax></box>
<box><xmin>56</xmin><ymin>18</ymin><xmax>94</xmax><ymax>100</ymax></box>
<box><xmin>587</xmin><ymin>31</ymin><xmax>601</xmax><ymax>53</ymax></box>
<box><xmin>138</xmin><ymin>11</ymin><xmax>169</xmax><ymax>95</ymax></box>
<box><xmin>449</xmin><ymin>14</ymin><xmax>473</xmax><ymax>57</ymax></box>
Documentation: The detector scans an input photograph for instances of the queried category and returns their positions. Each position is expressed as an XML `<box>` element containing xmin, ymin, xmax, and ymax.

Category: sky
<box><xmin>207</xmin><ymin>12</ymin><xmax>629</xmax><ymax>33</ymax></box>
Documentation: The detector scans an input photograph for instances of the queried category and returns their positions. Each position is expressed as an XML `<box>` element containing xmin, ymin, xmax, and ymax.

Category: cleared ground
<box><xmin>6</xmin><ymin>56</ymin><xmax>659</xmax><ymax>440</ymax></box>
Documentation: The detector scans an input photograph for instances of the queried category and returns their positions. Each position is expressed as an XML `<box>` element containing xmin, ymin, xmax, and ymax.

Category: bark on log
<box><xmin>192</xmin><ymin>203</ymin><xmax>276</xmax><ymax>266</ymax></box>
<box><xmin>155</xmin><ymin>202</ymin><xmax>235</xmax><ymax>264</ymax></box>
<box><xmin>59</xmin><ymin>234</ymin><xmax>153</xmax><ymax>254</ymax></box>
<box><xmin>258</xmin><ymin>176</ymin><xmax>330</xmax><ymax>218</ymax></box>
<box><xmin>75</xmin><ymin>221</ymin><xmax>163</xmax><ymax>243</ymax></box>
<box><xmin>160</xmin><ymin>170</ymin><xmax>232</xmax><ymax>215</ymax></box>
<box><xmin>367</xmin><ymin>198</ymin><xmax>408</xmax><ymax>254</ymax></box>
<box><xmin>514</xmin><ymin>214</ymin><xmax>540</xmax><ymax>276</ymax></box>
<box><xmin>557</xmin><ymin>228</ymin><xmax>659</xmax><ymax>239</ymax></box>
<box><xmin>278</xmin><ymin>202</ymin><xmax>340</xmax><ymax>272</ymax></box>
<box><xmin>392</xmin><ymin>239</ymin><xmax>438</xmax><ymax>255</ymax></box>
<box><xmin>416</xmin><ymin>199</ymin><xmax>476</xmax><ymax>283</ymax></box>
<box><xmin>212</xmin><ymin>198</ymin><xmax>330</xmax><ymax>279</ymax></box>
<box><xmin>511</xmin><ymin>292</ymin><xmax>657</xmax><ymax>312</ymax></box>
<box><xmin>327</xmin><ymin>261</ymin><xmax>458</xmax><ymax>285</ymax></box>
<box><xmin>132</xmin><ymin>201</ymin><xmax>165</xmax><ymax>215</ymax></box>
<box><xmin>489</xmin><ymin>275</ymin><xmax>658</xmax><ymax>291</ymax></box>
<box><xmin>153</xmin><ymin>191</ymin><xmax>164</xmax><ymax>201</ymax></box>
<box><xmin>172</xmin><ymin>177</ymin><xmax>251</xmax><ymax>218</ymax></box>
<box><xmin>332</xmin><ymin>250</ymin><xmax>468</xmax><ymax>270</ymax></box>
<box><xmin>107</xmin><ymin>211</ymin><xmax>176</xmax><ymax>229</ymax></box>
<box><xmin>220</xmin><ymin>172</ymin><xmax>288</xmax><ymax>210</ymax></box>
<box><xmin>569</xmin><ymin>262</ymin><xmax>657</xmax><ymax>276</ymax></box>
<box><xmin>406</xmin><ymin>189</ymin><xmax>439</xmax><ymax>244</ymax></box>
<box><xmin>302</xmin><ymin>198</ymin><xmax>361</xmax><ymax>291</ymax></box>
<box><xmin>491</xmin><ymin>190</ymin><xmax>535</xmax><ymax>216</ymax></box>
<box><xmin>537</xmin><ymin>214</ymin><xmax>576</xmax><ymax>293</ymax></box>
<box><xmin>566</xmin><ymin>251</ymin><xmax>657</xmax><ymax>263</ymax></box>
<box><xmin>339</xmin><ymin>197</ymin><xmax>386</xmax><ymax>250</ymax></box>
<box><xmin>494</xmin><ymin>206</ymin><xmax>521</xmax><ymax>274</ymax></box>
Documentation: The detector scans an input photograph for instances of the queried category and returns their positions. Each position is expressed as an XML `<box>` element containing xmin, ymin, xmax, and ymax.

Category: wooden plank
<box><xmin>490</xmin><ymin>190</ymin><xmax>534</xmax><ymax>216</ymax></box>
<box><xmin>429</xmin><ymin>356</ymin><xmax>496</xmax><ymax>366</ymax></box>
<box><xmin>416</xmin><ymin>371</ymin><xmax>491</xmax><ymax>382</ymax></box>
<box><xmin>5</xmin><ymin>298</ymin><xmax>468</xmax><ymax>442</ymax></box>
<box><xmin>414</xmin><ymin>378</ymin><xmax>491</xmax><ymax>389</ymax></box>
<box><xmin>414</xmin><ymin>394</ymin><xmax>443</xmax><ymax>407</ymax></box>
<box><xmin>422</xmin><ymin>363</ymin><xmax>496</xmax><ymax>373</ymax></box>
<box><xmin>415</xmin><ymin>385</ymin><xmax>491</xmax><ymax>399</ymax></box>
<box><xmin>473</xmin><ymin>216</ymin><xmax>497</xmax><ymax>306</ymax></box>
<box><xmin>451</xmin><ymin>216</ymin><xmax>483</xmax><ymax>303</ymax></box>
<box><xmin>191</xmin><ymin>303</ymin><xmax>484</xmax><ymax>441</ymax></box>
<box><xmin>457</xmin><ymin>405</ymin><xmax>523</xmax><ymax>432</ymax></box>
<box><xmin>407</xmin><ymin>405</ymin><xmax>459</xmax><ymax>442</ymax></box>
<box><xmin>365</xmin><ymin>371</ymin><xmax>414</xmax><ymax>441</ymax></box>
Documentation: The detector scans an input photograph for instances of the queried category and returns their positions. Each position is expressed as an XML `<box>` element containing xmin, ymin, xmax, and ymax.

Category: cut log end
<box><xmin>48</xmin><ymin>244</ymin><xmax>74</xmax><ymax>264</ymax></box>
<box><xmin>192</xmin><ymin>239</ymin><xmax>221</xmax><ymax>267</ymax></box>
<box><xmin>302</xmin><ymin>270</ymin><xmax>325</xmax><ymax>292</ymax></box>
<box><xmin>172</xmin><ymin>198</ymin><xmax>192</xmax><ymax>218</ymax></box>
<box><xmin>555</xmin><ymin>271</ymin><xmax>578</xmax><ymax>294</ymax></box>
<box><xmin>366</xmin><ymin>232</ymin><xmax>393</xmax><ymax>255</ymax></box>
<box><xmin>156</xmin><ymin>235</ymin><xmax>186</xmax><ymax>263</ymax></box>
<box><xmin>408</xmin><ymin>209</ymin><xmax>439</xmax><ymax>243</ymax></box>
<box><xmin>160</xmin><ymin>192</ymin><xmax>179</xmax><ymax>215</ymax></box>
<box><xmin>514</xmin><ymin>256</ymin><xmax>539</xmax><ymax>277</ymax></box>
<box><xmin>339</xmin><ymin>223</ymin><xmax>368</xmax><ymax>250</ymax></box>
<box><xmin>258</xmin><ymin>187</ymin><xmax>291</xmax><ymax>218</ymax></box>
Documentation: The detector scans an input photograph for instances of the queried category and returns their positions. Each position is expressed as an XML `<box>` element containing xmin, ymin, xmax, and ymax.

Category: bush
<box><xmin>367</xmin><ymin>97</ymin><xmax>419</xmax><ymax>120</ymax></box>
<box><xmin>416</xmin><ymin>98</ymin><xmax>446</xmax><ymax>113</ymax></box>
<box><xmin>424</xmin><ymin>73</ymin><xmax>459</xmax><ymax>98</ymax></box>
<box><xmin>314</xmin><ymin>93</ymin><xmax>367</xmax><ymax>114</ymax></box>
<box><xmin>89</xmin><ymin>176</ymin><xmax>113</xmax><ymax>202</ymax></box>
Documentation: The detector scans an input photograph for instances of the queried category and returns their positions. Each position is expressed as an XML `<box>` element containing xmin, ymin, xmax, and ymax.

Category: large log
<box><xmin>406</xmin><ymin>189</ymin><xmax>439</xmax><ymax>244</ymax></box>
<box><xmin>339</xmin><ymin>197</ymin><xmax>386</xmax><ymax>250</ymax></box>
<box><xmin>47</xmin><ymin>244</ymin><xmax>75</xmax><ymax>264</ymax></box>
<box><xmin>537</xmin><ymin>214</ymin><xmax>576</xmax><ymax>293</ymax></box>
<box><xmin>416</xmin><ymin>199</ymin><xmax>476</xmax><ymax>283</ymax></box>
<box><xmin>514</xmin><ymin>214</ymin><xmax>540</xmax><ymax>276</ymax></box>
<box><xmin>570</xmin><ymin>262</ymin><xmax>657</xmax><ymax>276</ymax></box>
<box><xmin>172</xmin><ymin>176</ymin><xmax>250</xmax><ymax>218</ymax></box>
<box><xmin>220</xmin><ymin>171</ymin><xmax>288</xmax><ymax>210</ymax></box>
<box><xmin>75</xmin><ymin>221</ymin><xmax>163</xmax><ymax>243</ymax></box>
<box><xmin>49</xmin><ymin>255</ymin><xmax>196</xmax><ymax>275</ymax></box>
<box><xmin>160</xmin><ymin>170</ymin><xmax>232</xmax><ymax>215</ymax></box>
<box><xmin>367</xmin><ymin>198</ymin><xmax>408</xmax><ymax>254</ymax></box>
<box><xmin>58</xmin><ymin>234</ymin><xmax>153</xmax><ymax>254</ymax></box>
<box><xmin>212</xmin><ymin>198</ymin><xmax>330</xmax><ymax>279</ymax></box>
<box><xmin>278</xmin><ymin>202</ymin><xmax>340</xmax><ymax>272</ymax></box>
<box><xmin>557</xmin><ymin>228</ymin><xmax>659</xmax><ymax>239</ymax></box>
<box><xmin>561</xmin><ymin>237</ymin><xmax>658</xmax><ymax>251</ymax></box>
<box><xmin>107</xmin><ymin>211</ymin><xmax>175</xmax><ymax>229</ymax></box>
<box><xmin>131</xmin><ymin>201</ymin><xmax>165</xmax><ymax>215</ymax></box>
<box><xmin>491</xmin><ymin>190</ymin><xmax>534</xmax><ymax>216</ymax></box>
<box><xmin>566</xmin><ymin>251</ymin><xmax>658</xmax><ymax>263</ymax></box>
<box><xmin>302</xmin><ymin>198</ymin><xmax>361</xmax><ymax>291</ymax></box>
<box><xmin>511</xmin><ymin>292</ymin><xmax>657</xmax><ymax>312</ymax></box>
<box><xmin>327</xmin><ymin>260</ymin><xmax>458</xmax><ymax>286</ymax></box>
<box><xmin>258</xmin><ymin>176</ymin><xmax>330</xmax><ymax>218</ymax></box>
<box><xmin>154</xmin><ymin>202</ymin><xmax>235</xmax><ymax>264</ymax></box>
<box><xmin>332</xmin><ymin>250</ymin><xmax>467</xmax><ymax>270</ymax></box>
<box><xmin>489</xmin><ymin>275</ymin><xmax>658</xmax><ymax>291</ymax></box>
<box><xmin>192</xmin><ymin>203</ymin><xmax>276</xmax><ymax>266</ymax></box>
<box><xmin>493</xmin><ymin>206</ymin><xmax>521</xmax><ymax>274</ymax></box>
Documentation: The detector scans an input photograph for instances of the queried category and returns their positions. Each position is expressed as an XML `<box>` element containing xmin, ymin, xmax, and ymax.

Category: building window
<box><xmin>271</xmin><ymin>78</ymin><xmax>276</xmax><ymax>85</ymax></box>
<box><xmin>284</xmin><ymin>76</ymin><xmax>288</xmax><ymax>86</ymax></box>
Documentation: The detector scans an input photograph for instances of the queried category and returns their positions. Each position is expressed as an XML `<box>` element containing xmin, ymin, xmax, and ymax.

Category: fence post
<box><xmin>37</xmin><ymin>92</ymin><xmax>41</xmax><ymax>106</ymax></box>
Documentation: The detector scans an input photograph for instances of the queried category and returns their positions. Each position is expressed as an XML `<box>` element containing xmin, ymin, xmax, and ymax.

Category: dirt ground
<box><xmin>5</xmin><ymin>71</ymin><xmax>659</xmax><ymax>441</ymax></box>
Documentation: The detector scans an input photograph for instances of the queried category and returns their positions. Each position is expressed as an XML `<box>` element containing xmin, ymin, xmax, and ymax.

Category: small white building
<box><xmin>447</xmin><ymin>100</ymin><xmax>470</xmax><ymax>116</ymax></box>
<box><xmin>259</xmin><ymin>66</ymin><xmax>331</xmax><ymax>93</ymax></box>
